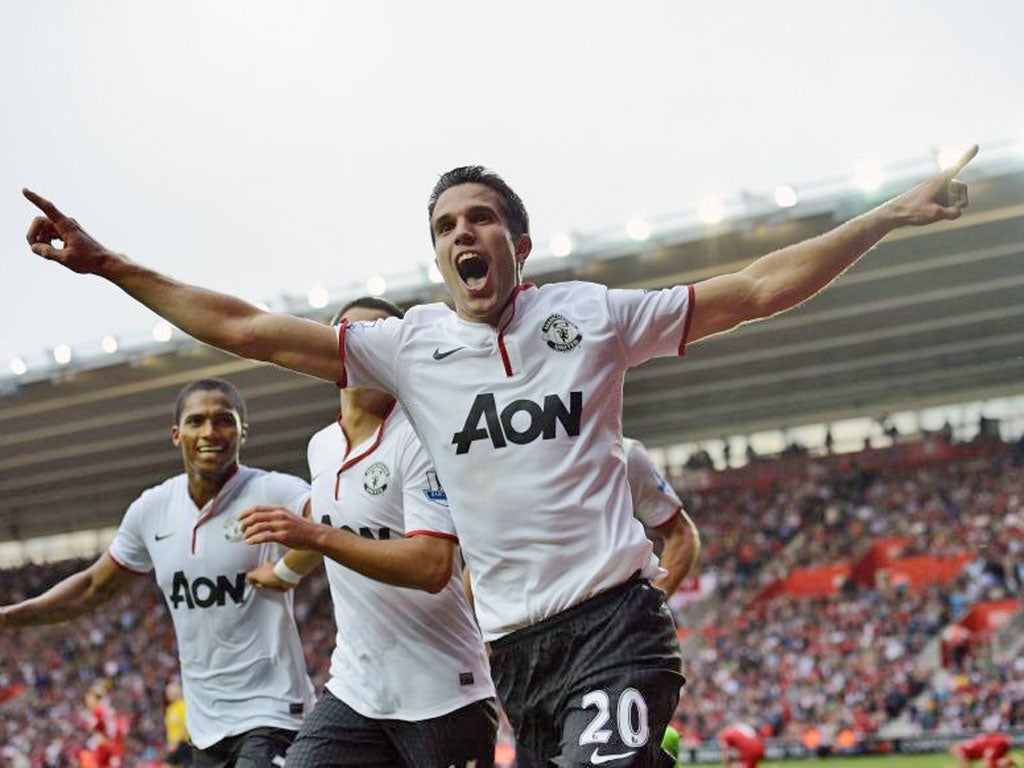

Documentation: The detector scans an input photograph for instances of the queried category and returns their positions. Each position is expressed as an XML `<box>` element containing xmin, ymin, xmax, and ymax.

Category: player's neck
<box><xmin>455</xmin><ymin>287</ymin><xmax>520</xmax><ymax>328</ymax></box>
<box><xmin>339</xmin><ymin>389</ymin><xmax>393</xmax><ymax>445</ymax></box>
<box><xmin>186</xmin><ymin>463</ymin><xmax>238</xmax><ymax>509</ymax></box>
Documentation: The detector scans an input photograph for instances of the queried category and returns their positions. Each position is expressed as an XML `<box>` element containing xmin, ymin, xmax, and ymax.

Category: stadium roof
<box><xmin>1</xmin><ymin>154</ymin><xmax>1022</xmax><ymax>540</ymax></box>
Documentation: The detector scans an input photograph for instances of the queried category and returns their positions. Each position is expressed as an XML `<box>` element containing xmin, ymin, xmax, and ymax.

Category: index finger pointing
<box><xmin>22</xmin><ymin>189</ymin><xmax>67</xmax><ymax>222</ymax></box>
<box><xmin>945</xmin><ymin>144</ymin><xmax>979</xmax><ymax>178</ymax></box>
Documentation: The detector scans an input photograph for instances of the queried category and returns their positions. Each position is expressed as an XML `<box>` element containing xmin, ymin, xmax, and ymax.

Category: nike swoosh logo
<box><xmin>154</xmin><ymin>532</ymin><xmax>175</xmax><ymax>541</ymax></box>
<box><xmin>590</xmin><ymin>748</ymin><xmax>637</xmax><ymax>765</ymax></box>
<box><xmin>432</xmin><ymin>346</ymin><xmax>465</xmax><ymax>360</ymax></box>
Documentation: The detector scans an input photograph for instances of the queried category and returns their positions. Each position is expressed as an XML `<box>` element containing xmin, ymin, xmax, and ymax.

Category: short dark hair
<box><xmin>428</xmin><ymin>166</ymin><xmax>529</xmax><ymax>243</ymax></box>
<box><xmin>173</xmin><ymin>378</ymin><xmax>247</xmax><ymax>425</ymax></box>
<box><xmin>330</xmin><ymin>296</ymin><xmax>405</xmax><ymax>325</ymax></box>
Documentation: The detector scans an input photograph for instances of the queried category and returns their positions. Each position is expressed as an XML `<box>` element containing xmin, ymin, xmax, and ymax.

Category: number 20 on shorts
<box><xmin>579</xmin><ymin>688</ymin><xmax>650</xmax><ymax>747</ymax></box>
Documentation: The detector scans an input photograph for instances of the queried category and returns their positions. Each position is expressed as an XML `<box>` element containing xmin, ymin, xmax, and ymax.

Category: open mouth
<box><xmin>456</xmin><ymin>252</ymin><xmax>489</xmax><ymax>290</ymax></box>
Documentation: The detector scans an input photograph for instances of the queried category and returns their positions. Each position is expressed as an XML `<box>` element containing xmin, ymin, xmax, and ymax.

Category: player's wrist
<box><xmin>310</xmin><ymin>522</ymin><xmax>338</xmax><ymax>554</ymax></box>
<box><xmin>272</xmin><ymin>558</ymin><xmax>305</xmax><ymax>586</ymax></box>
<box><xmin>86</xmin><ymin>247</ymin><xmax>126</xmax><ymax>278</ymax></box>
<box><xmin>875</xmin><ymin>196</ymin><xmax>913</xmax><ymax>231</ymax></box>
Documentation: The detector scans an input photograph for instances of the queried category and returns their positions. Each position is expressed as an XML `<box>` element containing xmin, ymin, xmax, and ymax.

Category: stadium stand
<box><xmin>669</xmin><ymin>437</ymin><xmax>1024</xmax><ymax>756</ymax></box>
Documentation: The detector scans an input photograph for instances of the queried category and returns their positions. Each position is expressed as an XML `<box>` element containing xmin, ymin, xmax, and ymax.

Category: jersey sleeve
<box><xmin>108</xmin><ymin>495</ymin><xmax>154</xmax><ymax>574</ymax></box>
<box><xmin>627</xmin><ymin>440</ymin><xmax>683</xmax><ymax>529</ymax></box>
<box><xmin>397</xmin><ymin>427</ymin><xmax>458</xmax><ymax>541</ymax></box>
<box><xmin>263</xmin><ymin>473</ymin><xmax>312</xmax><ymax>517</ymax></box>
<box><xmin>606</xmin><ymin>284</ymin><xmax>695</xmax><ymax>367</ymax></box>
<box><xmin>337</xmin><ymin>316</ymin><xmax>402</xmax><ymax>395</ymax></box>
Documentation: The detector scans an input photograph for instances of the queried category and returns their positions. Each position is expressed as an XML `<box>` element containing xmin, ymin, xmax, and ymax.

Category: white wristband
<box><xmin>273</xmin><ymin>558</ymin><xmax>305</xmax><ymax>585</ymax></box>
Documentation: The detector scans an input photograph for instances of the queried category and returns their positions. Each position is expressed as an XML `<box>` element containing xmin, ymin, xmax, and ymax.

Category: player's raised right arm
<box><xmin>0</xmin><ymin>553</ymin><xmax>136</xmax><ymax>629</ymax></box>
<box><xmin>22</xmin><ymin>190</ymin><xmax>341</xmax><ymax>383</ymax></box>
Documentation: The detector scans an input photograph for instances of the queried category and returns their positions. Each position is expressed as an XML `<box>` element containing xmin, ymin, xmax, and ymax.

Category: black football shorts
<box><xmin>489</xmin><ymin>574</ymin><xmax>684</xmax><ymax>767</ymax></box>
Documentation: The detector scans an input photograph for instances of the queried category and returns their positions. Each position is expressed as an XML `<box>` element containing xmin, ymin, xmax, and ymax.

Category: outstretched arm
<box><xmin>688</xmin><ymin>146</ymin><xmax>977</xmax><ymax>342</ymax></box>
<box><xmin>0</xmin><ymin>553</ymin><xmax>136</xmax><ymax>629</ymax></box>
<box><xmin>22</xmin><ymin>190</ymin><xmax>341</xmax><ymax>382</ymax></box>
<box><xmin>239</xmin><ymin>506</ymin><xmax>456</xmax><ymax>593</ymax></box>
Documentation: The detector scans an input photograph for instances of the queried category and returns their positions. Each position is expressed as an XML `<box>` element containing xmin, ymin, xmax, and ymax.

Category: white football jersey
<box><xmin>624</xmin><ymin>437</ymin><xmax>683</xmax><ymax>531</ymax></box>
<box><xmin>340</xmin><ymin>280</ymin><xmax>693</xmax><ymax>640</ymax></box>
<box><xmin>108</xmin><ymin>466</ymin><xmax>315</xmax><ymax>749</ymax></box>
<box><xmin>308</xmin><ymin>405</ymin><xmax>494</xmax><ymax>720</ymax></box>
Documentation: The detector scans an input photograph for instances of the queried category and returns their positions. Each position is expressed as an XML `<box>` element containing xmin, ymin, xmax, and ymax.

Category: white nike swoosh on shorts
<box><xmin>590</xmin><ymin>747</ymin><xmax>637</xmax><ymax>764</ymax></box>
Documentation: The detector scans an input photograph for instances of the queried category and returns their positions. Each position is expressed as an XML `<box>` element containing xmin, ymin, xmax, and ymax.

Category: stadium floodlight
<box><xmin>101</xmin><ymin>335</ymin><xmax>119</xmax><ymax>354</ymax></box>
<box><xmin>427</xmin><ymin>262</ymin><xmax>444</xmax><ymax>284</ymax></box>
<box><xmin>853</xmin><ymin>164</ymin><xmax>883</xmax><ymax>192</ymax></box>
<box><xmin>153</xmin><ymin>321</ymin><xmax>173</xmax><ymax>342</ymax></box>
<box><xmin>366</xmin><ymin>275</ymin><xmax>387</xmax><ymax>296</ymax></box>
<box><xmin>937</xmin><ymin>145</ymin><xmax>968</xmax><ymax>171</ymax></box>
<box><xmin>697</xmin><ymin>196</ymin><xmax>726</xmax><ymax>224</ymax></box>
<box><xmin>53</xmin><ymin>344</ymin><xmax>72</xmax><ymax>365</ymax></box>
<box><xmin>773</xmin><ymin>185</ymin><xmax>798</xmax><ymax>208</ymax></box>
<box><xmin>308</xmin><ymin>286</ymin><xmax>329</xmax><ymax>309</ymax></box>
<box><xmin>626</xmin><ymin>217</ymin><xmax>651</xmax><ymax>242</ymax></box>
<box><xmin>549</xmin><ymin>233</ymin><xmax>573</xmax><ymax>258</ymax></box>
<box><xmin>9</xmin><ymin>358</ymin><xmax>27</xmax><ymax>376</ymax></box>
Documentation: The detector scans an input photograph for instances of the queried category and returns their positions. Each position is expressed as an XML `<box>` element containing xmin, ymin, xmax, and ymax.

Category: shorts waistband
<box><xmin>490</xmin><ymin>571</ymin><xmax>647</xmax><ymax>651</ymax></box>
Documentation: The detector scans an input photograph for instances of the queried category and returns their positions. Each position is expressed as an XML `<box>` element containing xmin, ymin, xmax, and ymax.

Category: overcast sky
<box><xmin>1</xmin><ymin>0</ymin><xmax>1020</xmax><ymax>369</ymax></box>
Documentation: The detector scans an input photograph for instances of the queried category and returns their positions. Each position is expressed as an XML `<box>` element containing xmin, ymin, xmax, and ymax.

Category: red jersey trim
<box><xmin>405</xmin><ymin>529</ymin><xmax>459</xmax><ymax>543</ymax></box>
<box><xmin>106</xmin><ymin>551</ymin><xmax>147</xmax><ymax>575</ymax></box>
<box><xmin>678</xmin><ymin>283</ymin><xmax>696</xmax><ymax>357</ymax></box>
<box><xmin>336</xmin><ymin>320</ymin><xmax>349</xmax><ymax>388</ymax></box>
<box><xmin>334</xmin><ymin>400</ymin><xmax>398</xmax><ymax>501</ymax></box>
<box><xmin>496</xmin><ymin>283</ymin><xmax>536</xmax><ymax>377</ymax></box>
<box><xmin>190</xmin><ymin>464</ymin><xmax>240</xmax><ymax>554</ymax></box>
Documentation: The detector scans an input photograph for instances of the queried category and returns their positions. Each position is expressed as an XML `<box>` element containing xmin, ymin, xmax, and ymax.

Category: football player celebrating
<box><xmin>21</xmin><ymin>145</ymin><xmax>974</xmax><ymax>766</ymax></box>
<box><xmin>246</xmin><ymin>297</ymin><xmax>498</xmax><ymax>768</ymax></box>
<box><xmin>0</xmin><ymin>379</ymin><xmax>314</xmax><ymax>768</ymax></box>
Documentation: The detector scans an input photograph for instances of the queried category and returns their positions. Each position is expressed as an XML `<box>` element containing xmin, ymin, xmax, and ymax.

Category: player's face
<box><xmin>171</xmin><ymin>390</ymin><xmax>244</xmax><ymax>481</ymax></box>
<box><xmin>431</xmin><ymin>183</ymin><xmax>531</xmax><ymax>326</ymax></box>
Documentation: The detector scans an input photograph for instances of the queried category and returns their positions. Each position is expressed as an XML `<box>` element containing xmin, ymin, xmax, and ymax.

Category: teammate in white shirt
<box><xmin>0</xmin><ymin>379</ymin><xmax>315</xmax><ymax>768</ymax></box>
<box><xmin>623</xmin><ymin>436</ymin><xmax>698</xmax><ymax>597</ymax></box>
<box><xmin>22</xmin><ymin>146</ymin><xmax>974</xmax><ymax>766</ymax></box>
<box><xmin>245</xmin><ymin>297</ymin><xmax>497</xmax><ymax>768</ymax></box>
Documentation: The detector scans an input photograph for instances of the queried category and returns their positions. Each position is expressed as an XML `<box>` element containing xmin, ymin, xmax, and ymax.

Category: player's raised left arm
<box><xmin>239</xmin><ymin>506</ymin><xmax>456</xmax><ymax>593</ymax></box>
<box><xmin>687</xmin><ymin>146</ymin><xmax>976</xmax><ymax>343</ymax></box>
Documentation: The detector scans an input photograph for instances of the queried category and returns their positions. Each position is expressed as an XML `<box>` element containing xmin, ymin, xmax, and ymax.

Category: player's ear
<box><xmin>240</xmin><ymin>423</ymin><xmax>249</xmax><ymax>444</ymax></box>
<box><xmin>514</xmin><ymin>233</ymin><xmax>532</xmax><ymax>267</ymax></box>
<box><xmin>171</xmin><ymin>425</ymin><xmax>181</xmax><ymax>447</ymax></box>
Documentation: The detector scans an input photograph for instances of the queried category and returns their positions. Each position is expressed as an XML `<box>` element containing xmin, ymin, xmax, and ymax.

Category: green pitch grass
<box><xmin>753</xmin><ymin>751</ymin><xmax>1024</xmax><ymax>767</ymax></box>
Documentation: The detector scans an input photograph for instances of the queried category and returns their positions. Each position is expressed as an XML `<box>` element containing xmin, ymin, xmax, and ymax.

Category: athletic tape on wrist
<box><xmin>273</xmin><ymin>558</ymin><xmax>305</xmax><ymax>585</ymax></box>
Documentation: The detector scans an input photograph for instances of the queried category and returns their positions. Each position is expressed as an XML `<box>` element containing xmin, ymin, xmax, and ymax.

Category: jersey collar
<box><xmin>334</xmin><ymin>400</ymin><xmax>397</xmax><ymax>500</ymax></box>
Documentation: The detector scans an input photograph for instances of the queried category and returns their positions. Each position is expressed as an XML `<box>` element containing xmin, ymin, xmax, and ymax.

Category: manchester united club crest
<box><xmin>363</xmin><ymin>462</ymin><xmax>391</xmax><ymax>496</ymax></box>
<box><xmin>541</xmin><ymin>314</ymin><xmax>582</xmax><ymax>352</ymax></box>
